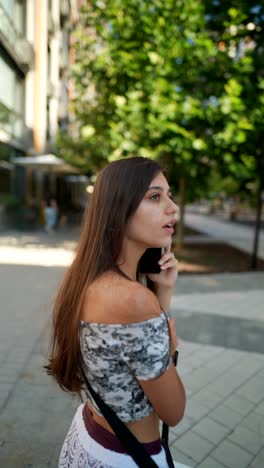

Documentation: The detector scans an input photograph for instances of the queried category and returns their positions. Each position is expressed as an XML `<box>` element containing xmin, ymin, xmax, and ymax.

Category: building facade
<box><xmin>0</xmin><ymin>0</ymin><xmax>79</xmax><ymax>206</ymax></box>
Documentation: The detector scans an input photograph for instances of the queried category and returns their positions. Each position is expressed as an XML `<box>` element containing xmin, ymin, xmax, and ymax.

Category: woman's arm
<box><xmin>127</xmin><ymin>285</ymin><xmax>186</xmax><ymax>427</ymax></box>
<box><xmin>143</xmin><ymin>245</ymin><xmax>185</xmax><ymax>424</ymax></box>
<box><xmin>139</xmin><ymin>361</ymin><xmax>186</xmax><ymax>427</ymax></box>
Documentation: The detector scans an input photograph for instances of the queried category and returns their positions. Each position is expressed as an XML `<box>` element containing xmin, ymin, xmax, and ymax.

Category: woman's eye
<box><xmin>150</xmin><ymin>194</ymin><xmax>160</xmax><ymax>201</ymax></box>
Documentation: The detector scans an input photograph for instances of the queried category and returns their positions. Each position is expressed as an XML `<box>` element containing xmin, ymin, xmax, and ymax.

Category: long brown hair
<box><xmin>45</xmin><ymin>157</ymin><xmax>163</xmax><ymax>394</ymax></box>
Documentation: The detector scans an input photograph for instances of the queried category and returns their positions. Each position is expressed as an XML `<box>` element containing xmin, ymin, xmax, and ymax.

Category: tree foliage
<box><xmin>57</xmin><ymin>0</ymin><xmax>264</xmax><ymax>204</ymax></box>
<box><xmin>59</xmin><ymin>1</ymin><xmax>215</xmax><ymax>194</ymax></box>
<box><xmin>204</xmin><ymin>1</ymin><xmax>264</xmax><ymax>199</ymax></box>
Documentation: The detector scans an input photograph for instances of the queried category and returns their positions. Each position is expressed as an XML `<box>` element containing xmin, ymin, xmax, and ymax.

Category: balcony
<box><xmin>60</xmin><ymin>49</ymin><xmax>69</xmax><ymax>70</ymax></box>
<box><xmin>48</xmin><ymin>12</ymin><xmax>55</xmax><ymax>35</ymax></box>
<box><xmin>0</xmin><ymin>5</ymin><xmax>34</xmax><ymax>74</ymax></box>
<box><xmin>60</xmin><ymin>0</ymin><xmax>70</xmax><ymax>19</ymax></box>
<box><xmin>47</xmin><ymin>81</ymin><xmax>56</xmax><ymax>97</ymax></box>
<box><xmin>0</xmin><ymin>100</ymin><xmax>33</xmax><ymax>150</ymax></box>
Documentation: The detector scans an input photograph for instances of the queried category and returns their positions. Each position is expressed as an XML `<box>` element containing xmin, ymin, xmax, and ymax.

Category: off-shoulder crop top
<box><xmin>80</xmin><ymin>311</ymin><xmax>171</xmax><ymax>422</ymax></box>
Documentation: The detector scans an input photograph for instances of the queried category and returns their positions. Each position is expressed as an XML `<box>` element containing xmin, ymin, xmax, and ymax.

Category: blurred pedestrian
<box><xmin>44</xmin><ymin>197</ymin><xmax>58</xmax><ymax>233</ymax></box>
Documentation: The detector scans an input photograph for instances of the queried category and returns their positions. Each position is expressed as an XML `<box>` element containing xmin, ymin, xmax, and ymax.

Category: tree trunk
<box><xmin>251</xmin><ymin>173</ymin><xmax>263</xmax><ymax>270</ymax></box>
<box><xmin>175</xmin><ymin>175</ymin><xmax>185</xmax><ymax>249</ymax></box>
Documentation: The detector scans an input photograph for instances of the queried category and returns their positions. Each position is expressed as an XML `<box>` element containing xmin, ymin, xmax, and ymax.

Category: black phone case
<box><xmin>138</xmin><ymin>248</ymin><xmax>162</xmax><ymax>274</ymax></box>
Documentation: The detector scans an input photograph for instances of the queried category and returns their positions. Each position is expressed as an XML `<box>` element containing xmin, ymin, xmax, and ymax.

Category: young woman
<box><xmin>46</xmin><ymin>157</ymin><xmax>187</xmax><ymax>467</ymax></box>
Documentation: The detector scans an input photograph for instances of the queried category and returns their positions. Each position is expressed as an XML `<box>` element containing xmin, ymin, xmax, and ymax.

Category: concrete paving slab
<box><xmin>173</xmin><ymin>430</ymin><xmax>214</xmax><ymax>464</ymax></box>
<box><xmin>230</xmin><ymin>358</ymin><xmax>264</xmax><ymax>378</ymax></box>
<box><xmin>250</xmin><ymin>448</ymin><xmax>264</xmax><ymax>468</ymax></box>
<box><xmin>255</xmin><ymin>400</ymin><xmax>264</xmax><ymax>415</ymax></box>
<box><xmin>223</xmin><ymin>394</ymin><xmax>255</xmax><ymax>416</ymax></box>
<box><xmin>184</xmin><ymin>400</ymin><xmax>210</xmax><ymax>422</ymax></box>
<box><xmin>209</xmin><ymin>405</ymin><xmax>246</xmax><ymax>430</ymax></box>
<box><xmin>170</xmin><ymin>446</ymin><xmax>195</xmax><ymax>467</ymax></box>
<box><xmin>172</xmin><ymin>290</ymin><xmax>264</xmax><ymax>321</ymax></box>
<box><xmin>187</xmin><ymin>390</ymin><xmax>223</xmax><ymax>411</ymax></box>
<box><xmin>240</xmin><ymin>411</ymin><xmax>264</xmax><ymax>435</ymax></box>
<box><xmin>236</xmin><ymin>375</ymin><xmax>264</xmax><ymax>404</ymax></box>
<box><xmin>173</xmin><ymin>311</ymin><xmax>264</xmax><ymax>354</ymax></box>
<box><xmin>197</xmin><ymin>456</ymin><xmax>227</xmax><ymax>468</ymax></box>
<box><xmin>0</xmin><ymin>383</ymin><xmax>13</xmax><ymax>409</ymax></box>
<box><xmin>210</xmin><ymin>439</ymin><xmax>254</xmax><ymax>468</ymax></box>
<box><xmin>228</xmin><ymin>426</ymin><xmax>263</xmax><ymax>456</ymax></box>
<box><xmin>192</xmin><ymin>417</ymin><xmax>230</xmax><ymax>445</ymax></box>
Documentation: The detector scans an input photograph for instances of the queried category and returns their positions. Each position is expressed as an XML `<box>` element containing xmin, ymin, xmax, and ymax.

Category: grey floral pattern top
<box><xmin>80</xmin><ymin>311</ymin><xmax>171</xmax><ymax>422</ymax></box>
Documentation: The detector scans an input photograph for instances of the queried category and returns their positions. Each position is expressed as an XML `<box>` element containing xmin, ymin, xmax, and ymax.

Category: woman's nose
<box><xmin>167</xmin><ymin>200</ymin><xmax>180</xmax><ymax>218</ymax></box>
<box><xmin>167</xmin><ymin>198</ymin><xmax>178</xmax><ymax>211</ymax></box>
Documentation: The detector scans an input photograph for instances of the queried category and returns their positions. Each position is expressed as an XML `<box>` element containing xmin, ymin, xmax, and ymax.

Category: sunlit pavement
<box><xmin>0</xmin><ymin>245</ymin><xmax>75</xmax><ymax>267</ymax></box>
<box><xmin>0</xmin><ymin>229</ymin><xmax>264</xmax><ymax>467</ymax></box>
<box><xmin>0</xmin><ymin>228</ymin><xmax>79</xmax><ymax>267</ymax></box>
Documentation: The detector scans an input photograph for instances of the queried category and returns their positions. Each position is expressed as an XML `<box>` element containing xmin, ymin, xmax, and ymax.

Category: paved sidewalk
<box><xmin>185</xmin><ymin>211</ymin><xmax>264</xmax><ymax>261</ymax></box>
<box><xmin>0</xmin><ymin>230</ymin><xmax>263</xmax><ymax>468</ymax></box>
<box><xmin>169</xmin><ymin>273</ymin><xmax>264</xmax><ymax>468</ymax></box>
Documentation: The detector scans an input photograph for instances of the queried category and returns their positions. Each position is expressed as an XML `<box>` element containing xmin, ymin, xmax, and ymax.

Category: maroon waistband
<box><xmin>82</xmin><ymin>404</ymin><xmax>162</xmax><ymax>455</ymax></box>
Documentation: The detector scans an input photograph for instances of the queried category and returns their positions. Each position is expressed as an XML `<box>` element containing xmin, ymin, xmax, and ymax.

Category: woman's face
<box><xmin>125</xmin><ymin>172</ymin><xmax>179</xmax><ymax>249</ymax></box>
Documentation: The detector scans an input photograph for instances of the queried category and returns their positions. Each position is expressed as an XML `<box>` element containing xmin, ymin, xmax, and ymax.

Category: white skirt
<box><xmin>58</xmin><ymin>404</ymin><xmax>191</xmax><ymax>468</ymax></box>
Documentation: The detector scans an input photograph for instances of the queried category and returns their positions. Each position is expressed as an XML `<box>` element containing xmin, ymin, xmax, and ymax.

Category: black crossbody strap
<box><xmin>160</xmin><ymin>350</ymin><xmax>179</xmax><ymax>468</ymax></box>
<box><xmin>81</xmin><ymin>366</ymin><xmax>158</xmax><ymax>468</ymax></box>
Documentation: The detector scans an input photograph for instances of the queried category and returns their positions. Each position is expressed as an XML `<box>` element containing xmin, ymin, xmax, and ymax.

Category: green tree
<box><xmin>204</xmin><ymin>1</ymin><xmax>264</xmax><ymax>266</ymax></box>
<box><xmin>59</xmin><ymin>0</ymin><xmax>220</xmax><ymax>245</ymax></box>
<box><xmin>58</xmin><ymin>0</ymin><xmax>263</xmax><ymax>256</ymax></box>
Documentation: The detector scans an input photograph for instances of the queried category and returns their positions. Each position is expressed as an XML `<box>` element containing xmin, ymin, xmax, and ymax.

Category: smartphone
<box><xmin>138</xmin><ymin>248</ymin><xmax>163</xmax><ymax>274</ymax></box>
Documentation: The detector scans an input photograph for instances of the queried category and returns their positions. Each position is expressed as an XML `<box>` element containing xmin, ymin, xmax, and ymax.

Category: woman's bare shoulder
<box><xmin>82</xmin><ymin>271</ymin><xmax>161</xmax><ymax>324</ymax></box>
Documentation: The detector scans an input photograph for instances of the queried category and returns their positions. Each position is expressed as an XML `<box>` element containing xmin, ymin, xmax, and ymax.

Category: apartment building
<box><xmin>0</xmin><ymin>0</ymin><xmax>79</xmax><ymax>206</ymax></box>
